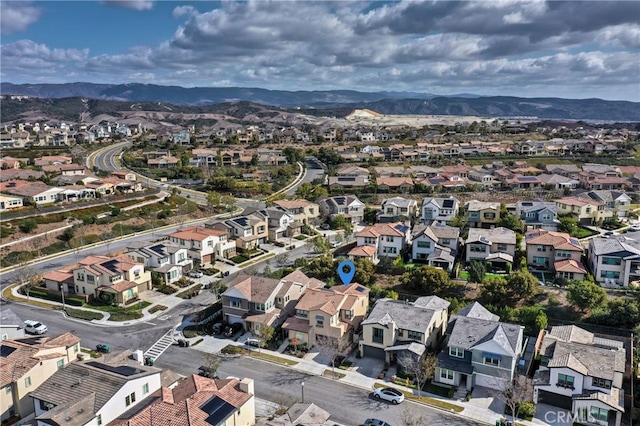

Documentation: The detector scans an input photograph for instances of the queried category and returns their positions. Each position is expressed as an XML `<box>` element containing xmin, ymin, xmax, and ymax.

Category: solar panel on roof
<box><xmin>442</xmin><ymin>199</ymin><xmax>454</xmax><ymax>208</ymax></box>
<box><xmin>201</xmin><ymin>396</ymin><xmax>237</xmax><ymax>424</ymax></box>
<box><xmin>355</xmin><ymin>286</ymin><xmax>366</xmax><ymax>292</ymax></box>
<box><xmin>85</xmin><ymin>361</ymin><xmax>145</xmax><ymax>377</ymax></box>
<box><xmin>570</xmin><ymin>238</ymin><xmax>580</xmax><ymax>246</ymax></box>
<box><xmin>0</xmin><ymin>346</ymin><xmax>16</xmax><ymax>357</ymax></box>
<box><xmin>519</xmin><ymin>176</ymin><xmax>538</xmax><ymax>182</ymax></box>
<box><xmin>101</xmin><ymin>260</ymin><xmax>120</xmax><ymax>273</ymax></box>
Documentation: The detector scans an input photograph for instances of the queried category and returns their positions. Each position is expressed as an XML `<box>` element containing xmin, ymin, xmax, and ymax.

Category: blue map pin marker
<box><xmin>337</xmin><ymin>260</ymin><xmax>356</xmax><ymax>286</ymax></box>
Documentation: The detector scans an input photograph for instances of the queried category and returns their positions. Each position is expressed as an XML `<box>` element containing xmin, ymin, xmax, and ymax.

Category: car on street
<box><xmin>24</xmin><ymin>320</ymin><xmax>47</xmax><ymax>335</ymax></box>
<box><xmin>604</xmin><ymin>231</ymin><xmax>615</xmax><ymax>236</ymax></box>
<box><xmin>372</xmin><ymin>387</ymin><xmax>404</xmax><ymax>404</ymax></box>
<box><xmin>631</xmin><ymin>225</ymin><xmax>640</xmax><ymax>231</ymax></box>
<box><xmin>320</xmin><ymin>223</ymin><xmax>330</xmax><ymax>230</ymax></box>
<box><xmin>223</xmin><ymin>323</ymin><xmax>244</xmax><ymax>338</ymax></box>
<box><xmin>364</xmin><ymin>419</ymin><xmax>393</xmax><ymax>426</ymax></box>
<box><xmin>187</xmin><ymin>270</ymin><xmax>204</xmax><ymax>278</ymax></box>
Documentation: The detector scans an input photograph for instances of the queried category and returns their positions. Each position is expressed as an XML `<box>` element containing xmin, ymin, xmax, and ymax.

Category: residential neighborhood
<box><xmin>1</xmin><ymin>114</ymin><xmax>639</xmax><ymax>426</ymax></box>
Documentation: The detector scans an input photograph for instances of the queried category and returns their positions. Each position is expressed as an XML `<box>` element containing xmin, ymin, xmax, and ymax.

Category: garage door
<box><xmin>537</xmin><ymin>390</ymin><xmax>572</xmax><ymax>410</ymax></box>
<box><xmin>474</xmin><ymin>373</ymin><xmax>507</xmax><ymax>391</ymax></box>
<box><xmin>362</xmin><ymin>345</ymin><xmax>385</xmax><ymax>359</ymax></box>
<box><xmin>226</xmin><ymin>314</ymin><xmax>244</xmax><ymax>325</ymax></box>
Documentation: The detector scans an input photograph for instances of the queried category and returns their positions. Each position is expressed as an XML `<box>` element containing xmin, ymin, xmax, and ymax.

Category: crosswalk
<box><xmin>144</xmin><ymin>329</ymin><xmax>175</xmax><ymax>361</ymax></box>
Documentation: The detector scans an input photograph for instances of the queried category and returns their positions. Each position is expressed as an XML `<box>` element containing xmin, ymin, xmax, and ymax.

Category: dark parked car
<box><xmin>211</xmin><ymin>322</ymin><xmax>225</xmax><ymax>335</ymax></box>
<box><xmin>223</xmin><ymin>323</ymin><xmax>243</xmax><ymax>338</ymax></box>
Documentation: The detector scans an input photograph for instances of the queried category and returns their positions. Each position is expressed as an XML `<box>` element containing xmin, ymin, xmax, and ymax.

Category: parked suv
<box><xmin>24</xmin><ymin>320</ymin><xmax>47</xmax><ymax>335</ymax></box>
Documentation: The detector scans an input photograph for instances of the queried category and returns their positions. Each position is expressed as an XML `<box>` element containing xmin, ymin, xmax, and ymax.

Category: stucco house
<box><xmin>317</xmin><ymin>195</ymin><xmax>365</xmax><ymax>224</ymax></box>
<box><xmin>378</xmin><ymin>197</ymin><xmax>418</xmax><ymax>223</ymax></box>
<box><xmin>465</xmin><ymin>200</ymin><xmax>501</xmax><ymax>229</ymax></box>
<box><xmin>533</xmin><ymin>325</ymin><xmax>626</xmax><ymax>426</ymax></box>
<box><xmin>273</xmin><ymin>199</ymin><xmax>320</xmax><ymax>225</ymax></box>
<box><xmin>29</xmin><ymin>356</ymin><xmax>162</xmax><ymax>426</ymax></box>
<box><xmin>421</xmin><ymin>196</ymin><xmax>460</xmax><ymax>225</ymax></box>
<box><xmin>168</xmin><ymin>225</ymin><xmax>236</xmax><ymax>265</ymax></box>
<box><xmin>0</xmin><ymin>333</ymin><xmax>80</xmax><ymax>422</ymax></box>
<box><xmin>434</xmin><ymin>302</ymin><xmax>524</xmax><ymax>391</ymax></box>
<box><xmin>411</xmin><ymin>223</ymin><xmax>460</xmax><ymax>271</ymax></box>
<box><xmin>282</xmin><ymin>283</ymin><xmax>370</xmax><ymax>347</ymax></box>
<box><xmin>525</xmin><ymin>229</ymin><xmax>587</xmax><ymax>281</ymax></box>
<box><xmin>588</xmin><ymin>235</ymin><xmax>640</xmax><ymax>287</ymax></box>
<box><xmin>515</xmin><ymin>200</ymin><xmax>560</xmax><ymax>231</ymax></box>
<box><xmin>353</xmin><ymin>222</ymin><xmax>411</xmax><ymax>260</ymax></box>
<box><xmin>359</xmin><ymin>296</ymin><xmax>450</xmax><ymax>362</ymax></box>
<box><xmin>555</xmin><ymin>196</ymin><xmax>611</xmax><ymax>225</ymax></box>
<box><xmin>126</xmin><ymin>240</ymin><xmax>193</xmax><ymax>285</ymax></box>
<box><xmin>465</xmin><ymin>227</ymin><xmax>517</xmax><ymax>271</ymax></box>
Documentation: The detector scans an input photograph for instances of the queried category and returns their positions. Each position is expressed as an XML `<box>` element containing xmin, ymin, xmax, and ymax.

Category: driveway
<box><xmin>531</xmin><ymin>403</ymin><xmax>573</xmax><ymax>426</ymax></box>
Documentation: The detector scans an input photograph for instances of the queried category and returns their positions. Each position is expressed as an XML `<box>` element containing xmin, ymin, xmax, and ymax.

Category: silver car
<box><xmin>372</xmin><ymin>387</ymin><xmax>404</xmax><ymax>404</ymax></box>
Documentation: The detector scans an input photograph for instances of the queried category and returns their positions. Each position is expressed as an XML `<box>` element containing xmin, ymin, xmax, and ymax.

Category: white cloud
<box><xmin>0</xmin><ymin>1</ymin><xmax>41</xmax><ymax>34</ymax></box>
<box><xmin>172</xmin><ymin>5</ymin><xmax>198</xmax><ymax>19</ymax></box>
<box><xmin>100</xmin><ymin>0</ymin><xmax>154</xmax><ymax>11</ymax></box>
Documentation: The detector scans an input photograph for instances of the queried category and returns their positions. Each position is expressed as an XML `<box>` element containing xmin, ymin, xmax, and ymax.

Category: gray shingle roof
<box><xmin>466</xmin><ymin>227</ymin><xmax>516</xmax><ymax>245</ymax></box>
<box><xmin>446</xmin><ymin>316</ymin><xmax>522</xmax><ymax>356</ymax></box>
<box><xmin>455</xmin><ymin>302</ymin><xmax>499</xmax><ymax>321</ymax></box>
<box><xmin>590</xmin><ymin>235</ymin><xmax>640</xmax><ymax>256</ymax></box>
<box><xmin>362</xmin><ymin>299</ymin><xmax>445</xmax><ymax>333</ymax></box>
<box><xmin>413</xmin><ymin>295</ymin><xmax>450</xmax><ymax>311</ymax></box>
<box><xmin>382</xmin><ymin>197</ymin><xmax>416</xmax><ymax>208</ymax></box>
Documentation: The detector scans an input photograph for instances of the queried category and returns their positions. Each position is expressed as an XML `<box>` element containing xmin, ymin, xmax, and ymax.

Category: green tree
<box><xmin>364</xmin><ymin>207</ymin><xmax>378</xmax><ymax>224</ymax></box>
<box><xmin>330</xmin><ymin>215</ymin><xmax>353</xmax><ymax>235</ymax></box>
<box><xmin>468</xmin><ymin>260</ymin><xmax>486</xmax><ymax>283</ymax></box>
<box><xmin>303</xmin><ymin>255</ymin><xmax>335</xmax><ymax>281</ymax></box>
<box><xmin>558</xmin><ymin>215</ymin><xmax>578</xmax><ymax>236</ymax></box>
<box><xmin>207</xmin><ymin>191</ymin><xmax>222</xmax><ymax>210</ymax></box>
<box><xmin>295</xmin><ymin>183</ymin><xmax>327</xmax><ymax>201</ymax></box>
<box><xmin>254</xmin><ymin>322</ymin><xmax>276</xmax><ymax>352</ymax></box>
<box><xmin>497</xmin><ymin>214</ymin><xmax>524</xmax><ymax>233</ymax></box>
<box><xmin>601</xmin><ymin>297</ymin><xmax>640</xmax><ymax>329</ymax></box>
<box><xmin>506</xmin><ymin>270</ymin><xmax>539</xmax><ymax>301</ymax></box>
<box><xmin>480</xmin><ymin>277</ymin><xmax>510</xmax><ymax>307</ymax></box>
<box><xmin>353</xmin><ymin>258</ymin><xmax>376</xmax><ymax>286</ymax></box>
<box><xmin>517</xmin><ymin>306</ymin><xmax>548</xmax><ymax>335</ymax></box>
<box><xmin>567</xmin><ymin>280</ymin><xmax>607</xmax><ymax>313</ymax></box>
<box><xmin>312</xmin><ymin>235</ymin><xmax>330</xmax><ymax>254</ymax></box>
<box><xmin>19</xmin><ymin>219</ymin><xmax>37</xmax><ymax>233</ymax></box>
<box><xmin>400</xmin><ymin>265</ymin><xmax>453</xmax><ymax>296</ymax></box>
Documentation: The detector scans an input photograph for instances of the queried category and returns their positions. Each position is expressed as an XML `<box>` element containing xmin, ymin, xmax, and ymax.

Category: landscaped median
<box><xmin>221</xmin><ymin>345</ymin><xmax>298</xmax><ymax>366</ymax></box>
<box><xmin>372</xmin><ymin>382</ymin><xmax>463</xmax><ymax>413</ymax></box>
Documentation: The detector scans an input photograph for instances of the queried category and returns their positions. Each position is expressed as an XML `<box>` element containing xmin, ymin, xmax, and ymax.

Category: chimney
<box><xmin>238</xmin><ymin>378</ymin><xmax>254</xmax><ymax>395</ymax></box>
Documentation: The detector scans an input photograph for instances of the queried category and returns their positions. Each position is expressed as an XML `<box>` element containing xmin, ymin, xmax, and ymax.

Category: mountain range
<box><xmin>1</xmin><ymin>82</ymin><xmax>638</xmax><ymax>121</ymax></box>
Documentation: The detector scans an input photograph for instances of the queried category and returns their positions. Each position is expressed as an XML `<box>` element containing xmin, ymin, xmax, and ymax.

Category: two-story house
<box><xmin>515</xmin><ymin>200</ymin><xmax>560</xmax><ymax>231</ymax></box>
<box><xmin>378</xmin><ymin>197</ymin><xmax>418</xmax><ymax>223</ymax></box>
<box><xmin>533</xmin><ymin>325</ymin><xmax>625</xmax><ymax>426</ymax></box>
<box><xmin>41</xmin><ymin>255</ymin><xmax>152</xmax><ymax>306</ymax></box>
<box><xmin>588</xmin><ymin>235</ymin><xmax>640</xmax><ymax>287</ymax></box>
<box><xmin>465</xmin><ymin>201</ymin><xmax>501</xmax><ymax>229</ymax></box>
<box><xmin>555</xmin><ymin>196</ymin><xmax>611</xmax><ymax>225</ymax></box>
<box><xmin>221</xmin><ymin>271</ymin><xmax>324</xmax><ymax>333</ymax></box>
<box><xmin>273</xmin><ymin>199</ymin><xmax>321</xmax><ymax>225</ymax></box>
<box><xmin>30</xmin><ymin>356</ymin><xmax>162</xmax><ymax>426</ymax></box>
<box><xmin>0</xmin><ymin>333</ymin><xmax>80</xmax><ymax>422</ymax></box>
<box><xmin>411</xmin><ymin>223</ymin><xmax>460</xmax><ymax>271</ymax></box>
<box><xmin>465</xmin><ymin>227</ymin><xmax>517</xmax><ymax>271</ymax></box>
<box><xmin>111</xmin><ymin>375</ymin><xmax>256</xmax><ymax>426</ymax></box>
<box><xmin>317</xmin><ymin>195</ymin><xmax>365</xmax><ymax>224</ymax></box>
<box><xmin>421</xmin><ymin>197</ymin><xmax>460</xmax><ymax>225</ymax></box>
<box><xmin>282</xmin><ymin>283</ymin><xmax>370</xmax><ymax>347</ymax></box>
<box><xmin>353</xmin><ymin>222</ymin><xmax>411</xmax><ymax>260</ymax></box>
<box><xmin>126</xmin><ymin>240</ymin><xmax>193</xmax><ymax>285</ymax></box>
<box><xmin>359</xmin><ymin>296</ymin><xmax>450</xmax><ymax>362</ymax></box>
<box><xmin>225</xmin><ymin>210</ymin><xmax>269</xmax><ymax>251</ymax></box>
<box><xmin>266</xmin><ymin>206</ymin><xmax>299</xmax><ymax>242</ymax></box>
<box><xmin>168</xmin><ymin>225</ymin><xmax>236</xmax><ymax>265</ymax></box>
<box><xmin>577</xmin><ymin>190</ymin><xmax>632</xmax><ymax>218</ymax></box>
<box><xmin>434</xmin><ymin>302</ymin><xmax>524</xmax><ymax>391</ymax></box>
<box><xmin>525</xmin><ymin>229</ymin><xmax>587</xmax><ymax>281</ymax></box>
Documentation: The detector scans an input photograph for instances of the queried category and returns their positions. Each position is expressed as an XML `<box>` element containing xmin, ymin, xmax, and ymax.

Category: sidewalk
<box><xmin>184</xmin><ymin>332</ymin><xmax>540</xmax><ymax>426</ymax></box>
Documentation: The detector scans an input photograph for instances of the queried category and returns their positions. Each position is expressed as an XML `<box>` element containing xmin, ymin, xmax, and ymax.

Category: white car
<box><xmin>372</xmin><ymin>387</ymin><xmax>404</xmax><ymax>404</ymax></box>
<box><xmin>24</xmin><ymin>320</ymin><xmax>47</xmax><ymax>335</ymax></box>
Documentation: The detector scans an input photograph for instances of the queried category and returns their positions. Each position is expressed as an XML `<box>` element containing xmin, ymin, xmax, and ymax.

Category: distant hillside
<box><xmin>1</xmin><ymin>82</ymin><xmax>638</xmax><ymax>121</ymax></box>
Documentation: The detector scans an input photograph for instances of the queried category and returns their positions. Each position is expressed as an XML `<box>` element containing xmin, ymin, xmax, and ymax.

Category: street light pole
<box><xmin>301</xmin><ymin>381</ymin><xmax>305</xmax><ymax>403</ymax></box>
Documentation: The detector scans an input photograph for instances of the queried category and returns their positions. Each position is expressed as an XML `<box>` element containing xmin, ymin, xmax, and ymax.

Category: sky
<box><xmin>1</xmin><ymin>0</ymin><xmax>639</xmax><ymax>101</ymax></box>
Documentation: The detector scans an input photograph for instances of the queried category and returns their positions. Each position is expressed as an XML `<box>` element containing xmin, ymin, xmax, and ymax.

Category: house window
<box><xmin>5</xmin><ymin>386</ymin><xmax>11</xmax><ymax>394</ymax></box>
<box><xmin>373</xmin><ymin>327</ymin><xmax>384</xmax><ymax>344</ymax></box>
<box><xmin>296</xmin><ymin>309</ymin><xmax>308</xmax><ymax>318</ymax></box>
<box><xmin>285</xmin><ymin>295</ymin><xmax>290</xmax><ymax>303</ymax></box>
<box><xmin>417</xmin><ymin>241</ymin><xmax>431</xmax><ymax>249</ymax></box>
<box><xmin>483</xmin><ymin>212</ymin><xmax>496</xmax><ymax>219</ymax></box>
<box><xmin>497</xmin><ymin>243</ymin><xmax>508</xmax><ymax>251</ymax></box>
<box><xmin>383</xmin><ymin>246</ymin><xmax>397</xmax><ymax>254</ymax></box>
<box><xmin>255</xmin><ymin>303</ymin><xmax>265</xmax><ymax>312</ymax></box>
<box><xmin>77</xmin><ymin>273</ymin><xmax>85</xmax><ymax>281</ymax></box>
<box><xmin>25</xmin><ymin>377</ymin><xmax>31</xmax><ymax>388</ymax></box>
<box><xmin>125</xmin><ymin>392</ymin><xmax>136</xmax><ymax>406</ymax></box>
<box><xmin>385</xmin><ymin>236</ymin><xmax>394</xmax><ymax>242</ymax></box>
<box><xmin>483</xmin><ymin>355</ymin><xmax>500</xmax><ymax>366</ymax></box>
<box><xmin>601</xmin><ymin>257</ymin><xmax>622</xmax><ymax>266</ymax></box>
<box><xmin>229</xmin><ymin>298</ymin><xmax>241</xmax><ymax>308</ymax></box>
<box><xmin>600</xmin><ymin>271</ymin><xmax>620</xmax><ymax>279</ymax></box>
<box><xmin>397</xmin><ymin>329</ymin><xmax>404</xmax><ymax>337</ymax></box>
<box><xmin>590</xmin><ymin>407</ymin><xmax>608</xmax><ymax>423</ymax></box>
<box><xmin>470</xmin><ymin>244</ymin><xmax>486</xmax><ymax>252</ymax></box>
<box><xmin>57</xmin><ymin>359</ymin><xmax>64</xmax><ymax>369</ymax></box>
<box><xmin>97</xmin><ymin>414</ymin><xmax>102</xmax><ymax>425</ymax></box>
<box><xmin>449</xmin><ymin>347</ymin><xmax>464</xmax><ymax>358</ymax></box>
<box><xmin>74</xmin><ymin>344</ymin><xmax>79</xmax><ymax>353</ymax></box>
<box><xmin>407</xmin><ymin>330</ymin><xmax>423</xmax><ymax>340</ymax></box>
<box><xmin>316</xmin><ymin>315</ymin><xmax>324</xmax><ymax>328</ymax></box>
<box><xmin>440</xmin><ymin>369</ymin><xmax>454</xmax><ymax>380</ymax></box>
<box><xmin>440</xmin><ymin>239</ymin><xmax>451</xmax><ymax>245</ymax></box>
<box><xmin>344</xmin><ymin>310</ymin><xmax>353</xmax><ymax>319</ymax></box>
<box><xmin>557</xmin><ymin>373</ymin><xmax>575</xmax><ymax>389</ymax></box>
<box><xmin>143</xmin><ymin>383</ymin><xmax>149</xmax><ymax>394</ymax></box>
<box><xmin>537</xmin><ymin>245</ymin><xmax>547</xmax><ymax>252</ymax></box>
<box><xmin>592</xmin><ymin>377</ymin><xmax>612</xmax><ymax>389</ymax></box>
